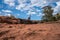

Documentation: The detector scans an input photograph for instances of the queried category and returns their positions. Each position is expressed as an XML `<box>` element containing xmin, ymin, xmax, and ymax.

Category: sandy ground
<box><xmin>0</xmin><ymin>23</ymin><xmax>60</xmax><ymax>40</ymax></box>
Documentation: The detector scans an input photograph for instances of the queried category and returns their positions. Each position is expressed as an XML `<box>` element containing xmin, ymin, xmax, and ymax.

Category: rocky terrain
<box><xmin>0</xmin><ymin>16</ymin><xmax>60</xmax><ymax>40</ymax></box>
<box><xmin>0</xmin><ymin>16</ymin><xmax>38</xmax><ymax>24</ymax></box>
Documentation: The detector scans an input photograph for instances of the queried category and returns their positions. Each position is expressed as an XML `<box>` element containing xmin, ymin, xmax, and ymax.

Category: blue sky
<box><xmin>0</xmin><ymin>0</ymin><xmax>60</xmax><ymax>20</ymax></box>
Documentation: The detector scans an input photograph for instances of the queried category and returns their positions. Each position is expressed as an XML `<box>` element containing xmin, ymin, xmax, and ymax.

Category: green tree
<box><xmin>42</xmin><ymin>6</ymin><xmax>54</xmax><ymax>21</ymax></box>
<box><xmin>55</xmin><ymin>13</ymin><xmax>60</xmax><ymax>20</ymax></box>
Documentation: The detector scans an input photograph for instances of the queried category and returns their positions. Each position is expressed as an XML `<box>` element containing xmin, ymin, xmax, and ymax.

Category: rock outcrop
<box><xmin>0</xmin><ymin>16</ymin><xmax>20</xmax><ymax>24</ymax></box>
<box><xmin>0</xmin><ymin>16</ymin><xmax>38</xmax><ymax>24</ymax></box>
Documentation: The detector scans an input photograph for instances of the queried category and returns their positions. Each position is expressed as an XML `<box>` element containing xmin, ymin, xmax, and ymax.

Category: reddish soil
<box><xmin>0</xmin><ymin>23</ymin><xmax>60</xmax><ymax>40</ymax></box>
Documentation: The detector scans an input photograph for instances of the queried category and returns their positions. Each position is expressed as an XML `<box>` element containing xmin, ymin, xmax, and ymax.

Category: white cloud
<box><xmin>16</xmin><ymin>4</ymin><xmax>26</xmax><ymax>10</ymax></box>
<box><xmin>4</xmin><ymin>0</ymin><xmax>15</xmax><ymax>7</ymax></box>
<box><xmin>31</xmin><ymin>0</ymin><xmax>39</xmax><ymax>4</ymax></box>
<box><xmin>53</xmin><ymin>1</ymin><xmax>60</xmax><ymax>14</ymax></box>
<box><xmin>16</xmin><ymin>0</ymin><xmax>47</xmax><ymax>11</ymax></box>
<box><xmin>56</xmin><ymin>1</ymin><xmax>60</xmax><ymax>6</ymax></box>
<box><xmin>37</xmin><ymin>13</ymin><xmax>44</xmax><ymax>16</ymax></box>
<box><xmin>16</xmin><ymin>0</ymin><xmax>60</xmax><ymax>16</ymax></box>
<box><xmin>46</xmin><ymin>0</ymin><xmax>60</xmax><ymax>3</ymax></box>
<box><xmin>18</xmin><ymin>0</ymin><xmax>27</xmax><ymax>4</ymax></box>
<box><xmin>1</xmin><ymin>10</ymin><xmax>12</xmax><ymax>16</ymax></box>
<box><xmin>2</xmin><ymin>10</ymin><xmax>12</xmax><ymax>13</ymax></box>
<box><xmin>27</xmin><ymin>11</ymin><xmax>36</xmax><ymax>15</ymax></box>
<box><xmin>4</xmin><ymin>0</ymin><xmax>60</xmax><ymax>8</ymax></box>
<box><xmin>4</xmin><ymin>0</ymin><xmax>60</xmax><ymax>16</ymax></box>
<box><xmin>6</xmin><ymin>14</ymin><xmax>11</xmax><ymax>17</ymax></box>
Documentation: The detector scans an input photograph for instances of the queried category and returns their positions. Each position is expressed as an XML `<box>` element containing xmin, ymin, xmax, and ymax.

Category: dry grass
<box><xmin>0</xmin><ymin>23</ymin><xmax>60</xmax><ymax>40</ymax></box>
